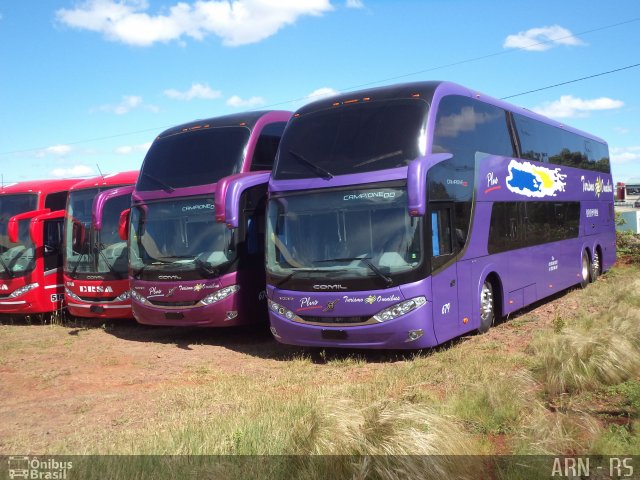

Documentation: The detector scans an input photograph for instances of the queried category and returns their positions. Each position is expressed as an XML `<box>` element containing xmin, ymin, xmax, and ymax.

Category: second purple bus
<box><xmin>125</xmin><ymin>110</ymin><xmax>291</xmax><ymax>326</ymax></box>
<box><xmin>265</xmin><ymin>81</ymin><xmax>615</xmax><ymax>349</ymax></box>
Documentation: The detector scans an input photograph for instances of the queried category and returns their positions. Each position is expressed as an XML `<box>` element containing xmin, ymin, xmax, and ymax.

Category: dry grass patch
<box><xmin>530</xmin><ymin>280</ymin><xmax>640</xmax><ymax>395</ymax></box>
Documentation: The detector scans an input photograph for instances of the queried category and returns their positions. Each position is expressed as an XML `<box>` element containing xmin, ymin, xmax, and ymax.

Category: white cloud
<box><xmin>532</xmin><ymin>95</ymin><xmax>624</xmax><ymax>119</ymax></box>
<box><xmin>46</xmin><ymin>144</ymin><xmax>73</xmax><ymax>155</ymax></box>
<box><xmin>34</xmin><ymin>144</ymin><xmax>73</xmax><ymax>158</ymax></box>
<box><xmin>164</xmin><ymin>83</ymin><xmax>222</xmax><ymax>101</ymax></box>
<box><xmin>345</xmin><ymin>0</ymin><xmax>364</xmax><ymax>8</ymax></box>
<box><xmin>56</xmin><ymin>0</ymin><xmax>333</xmax><ymax>47</ymax></box>
<box><xmin>114</xmin><ymin>141</ymin><xmax>153</xmax><ymax>155</ymax></box>
<box><xmin>226</xmin><ymin>95</ymin><xmax>265</xmax><ymax>107</ymax></box>
<box><xmin>97</xmin><ymin>95</ymin><xmax>158</xmax><ymax>115</ymax></box>
<box><xmin>503</xmin><ymin>25</ymin><xmax>586</xmax><ymax>52</ymax></box>
<box><xmin>306</xmin><ymin>87</ymin><xmax>339</xmax><ymax>101</ymax></box>
<box><xmin>611</xmin><ymin>146</ymin><xmax>640</xmax><ymax>164</ymax></box>
<box><xmin>51</xmin><ymin>165</ymin><xmax>95</xmax><ymax>177</ymax></box>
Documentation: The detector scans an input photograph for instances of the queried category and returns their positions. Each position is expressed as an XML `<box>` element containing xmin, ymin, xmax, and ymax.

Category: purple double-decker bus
<box><xmin>125</xmin><ymin>110</ymin><xmax>291</xmax><ymax>326</ymax></box>
<box><xmin>265</xmin><ymin>81</ymin><xmax>614</xmax><ymax>349</ymax></box>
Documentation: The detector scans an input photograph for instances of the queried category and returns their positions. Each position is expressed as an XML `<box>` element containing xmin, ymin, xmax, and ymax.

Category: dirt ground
<box><xmin>0</xmin><ymin>282</ymin><xmax>592</xmax><ymax>454</ymax></box>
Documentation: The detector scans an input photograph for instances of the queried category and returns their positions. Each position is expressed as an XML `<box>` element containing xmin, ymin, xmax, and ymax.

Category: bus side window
<box><xmin>43</xmin><ymin>219</ymin><xmax>64</xmax><ymax>271</ymax></box>
<box><xmin>44</xmin><ymin>191</ymin><xmax>68</xmax><ymax>211</ymax></box>
<box><xmin>250</xmin><ymin>122</ymin><xmax>287</xmax><ymax>171</ymax></box>
<box><xmin>431</xmin><ymin>208</ymin><xmax>455</xmax><ymax>270</ymax></box>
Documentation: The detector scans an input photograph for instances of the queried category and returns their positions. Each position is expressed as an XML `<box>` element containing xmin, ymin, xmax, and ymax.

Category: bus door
<box><xmin>429</xmin><ymin>203</ymin><xmax>459</xmax><ymax>343</ymax></box>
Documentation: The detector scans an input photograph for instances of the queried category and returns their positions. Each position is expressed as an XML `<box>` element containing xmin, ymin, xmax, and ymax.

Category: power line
<box><xmin>501</xmin><ymin>63</ymin><xmax>640</xmax><ymax>99</ymax></box>
<box><xmin>1</xmin><ymin>16</ymin><xmax>638</xmax><ymax>159</ymax></box>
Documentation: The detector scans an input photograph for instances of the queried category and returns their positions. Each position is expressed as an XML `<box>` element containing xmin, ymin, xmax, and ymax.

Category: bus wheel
<box><xmin>580</xmin><ymin>250</ymin><xmax>590</xmax><ymax>288</ymax></box>
<box><xmin>590</xmin><ymin>249</ymin><xmax>600</xmax><ymax>283</ymax></box>
<box><xmin>479</xmin><ymin>280</ymin><xmax>494</xmax><ymax>333</ymax></box>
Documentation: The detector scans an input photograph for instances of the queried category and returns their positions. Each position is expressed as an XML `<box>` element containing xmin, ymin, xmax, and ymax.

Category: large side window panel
<box><xmin>44</xmin><ymin>191</ymin><xmax>68</xmax><ymax>211</ymax></box>
<box><xmin>430</xmin><ymin>96</ymin><xmax>513</xmax><ymax>251</ymax></box>
<box><xmin>250</xmin><ymin>122</ymin><xmax>287</xmax><ymax>171</ymax></box>
<box><xmin>513</xmin><ymin>113</ymin><xmax>610</xmax><ymax>173</ymax></box>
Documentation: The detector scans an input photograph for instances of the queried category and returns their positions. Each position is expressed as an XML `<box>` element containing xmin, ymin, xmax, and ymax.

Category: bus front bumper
<box><xmin>268</xmin><ymin>305</ymin><xmax>437</xmax><ymax>350</ymax></box>
<box><xmin>131</xmin><ymin>293</ymin><xmax>247</xmax><ymax>327</ymax></box>
<box><xmin>67</xmin><ymin>301</ymin><xmax>133</xmax><ymax>319</ymax></box>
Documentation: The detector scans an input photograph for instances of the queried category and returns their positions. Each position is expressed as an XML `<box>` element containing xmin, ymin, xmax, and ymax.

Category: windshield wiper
<box><xmin>289</xmin><ymin>150</ymin><xmax>333</xmax><ymax>180</ymax></box>
<box><xmin>69</xmin><ymin>251</ymin><xmax>88</xmax><ymax>278</ymax></box>
<box><xmin>131</xmin><ymin>264</ymin><xmax>146</xmax><ymax>279</ymax></box>
<box><xmin>276</xmin><ymin>267</ymin><xmax>327</xmax><ymax>288</ymax></box>
<box><xmin>97</xmin><ymin>246</ymin><xmax>124</xmax><ymax>280</ymax></box>
<box><xmin>0</xmin><ymin>255</ymin><xmax>15</xmax><ymax>278</ymax></box>
<box><xmin>314</xmin><ymin>257</ymin><xmax>393</xmax><ymax>287</ymax></box>
<box><xmin>142</xmin><ymin>172</ymin><xmax>175</xmax><ymax>193</ymax></box>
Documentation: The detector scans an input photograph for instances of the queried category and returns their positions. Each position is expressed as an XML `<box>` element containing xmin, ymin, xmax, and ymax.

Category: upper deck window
<box><xmin>513</xmin><ymin>113</ymin><xmax>610</xmax><ymax>173</ymax></box>
<box><xmin>274</xmin><ymin>99</ymin><xmax>428</xmax><ymax>180</ymax></box>
<box><xmin>137</xmin><ymin>126</ymin><xmax>250</xmax><ymax>191</ymax></box>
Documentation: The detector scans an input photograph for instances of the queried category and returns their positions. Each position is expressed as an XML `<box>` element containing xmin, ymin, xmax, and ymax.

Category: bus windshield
<box><xmin>137</xmin><ymin>127</ymin><xmax>250</xmax><ymax>191</ymax></box>
<box><xmin>0</xmin><ymin>193</ymin><xmax>38</xmax><ymax>278</ymax></box>
<box><xmin>274</xmin><ymin>99</ymin><xmax>428</xmax><ymax>180</ymax></box>
<box><xmin>129</xmin><ymin>197</ymin><xmax>235</xmax><ymax>277</ymax></box>
<box><xmin>266</xmin><ymin>186</ymin><xmax>422</xmax><ymax>281</ymax></box>
<box><xmin>65</xmin><ymin>188</ymin><xmax>131</xmax><ymax>278</ymax></box>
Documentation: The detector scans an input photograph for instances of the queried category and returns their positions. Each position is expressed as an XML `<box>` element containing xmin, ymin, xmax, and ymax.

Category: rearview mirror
<box><xmin>72</xmin><ymin>219</ymin><xmax>86</xmax><ymax>252</ymax></box>
<box><xmin>7</xmin><ymin>209</ymin><xmax>50</xmax><ymax>243</ymax></box>
<box><xmin>407</xmin><ymin>153</ymin><xmax>453</xmax><ymax>216</ymax></box>
<box><xmin>119</xmin><ymin>209</ymin><xmax>130</xmax><ymax>241</ymax></box>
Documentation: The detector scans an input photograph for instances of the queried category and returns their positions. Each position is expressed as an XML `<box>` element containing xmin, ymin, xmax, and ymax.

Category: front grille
<box><xmin>149</xmin><ymin>299</ymin><xmax>199</xmax><ymax>307</ymax></box>
<box><xmin>78</xmin><ymin>295</ymin><xmax>118</xmax><ymax>302</ymax></box>
<box><xmin>300</xmin><ymin>315</ymin><xmax>370</xmax><ymax>324</ymax></box>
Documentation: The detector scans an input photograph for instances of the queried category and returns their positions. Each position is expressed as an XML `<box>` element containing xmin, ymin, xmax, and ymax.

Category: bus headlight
<box><xmin>114</xmin><ymin>290</ymin><xmax>131</xmax><ymax>302</ymax></box>
<box><xmin>373</xmin><ymin>296</ymin><xmax>427</xmax><ymax>323</ymax></box>
<box><xmin>200</xmin><ymin>285</ymin><xmax>239</xmax><ymax>305</ymax></box>
<box><xmin>130</xmin><ymin>289</ymin><xmax>148</xmax><ymax>305</ymax></box>
<box><xmin>65</xmin><ymin>287</ymin><xmax>82</xmax><ymax>302</ymax></box>
<box><xmin>268</xmin><ymin>299</ymin><xmax>295</xmax><ymax>320</ymax></box>
<box><xmin>8</xmin><ymin>283</ymin><xmax>39</xmax><ymax>298</ymax></box>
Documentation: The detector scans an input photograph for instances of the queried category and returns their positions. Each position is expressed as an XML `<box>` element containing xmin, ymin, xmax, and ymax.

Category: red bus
<box><xmin>63</xmin><ymin>171</ymin><xmax>138</xmax><ymax>319</ymax></box>
<box><xmin>0</xmin><ymin>179</ymin><xmax>80</xmax><ymax>315</ymax></box>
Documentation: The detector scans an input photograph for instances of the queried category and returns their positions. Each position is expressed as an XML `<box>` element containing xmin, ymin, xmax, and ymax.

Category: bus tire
<box><xmin>590</xmin><ymin>248</ymin><xmax>600</xmax><ymax>283</ymax></box>
<box><xmin>580</xmin><ymin>250</ymin><xmax>590</xmax><ymax>288</ymax></box>
<box><xmin>478</xmin><ymin>280</ymin><xmax>494</xmax><ymax>333</ymax></box>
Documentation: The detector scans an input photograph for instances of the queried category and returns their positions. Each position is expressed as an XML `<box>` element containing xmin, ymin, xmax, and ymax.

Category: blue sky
<box><xmin>0</xmin><ymin>0</ymin><xmax>638</xmax><ymax>185</ymax></box>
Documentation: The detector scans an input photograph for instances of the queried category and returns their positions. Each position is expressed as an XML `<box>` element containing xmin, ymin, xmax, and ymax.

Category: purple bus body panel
<box><xmin>267</xmin><ymin>82</ymin><xmax>614</xmax><ymax>349</ymax></box>
<box><xmin>132</xmin><ymin>184</ymin><xmax>216</xmax><ymax>204</ymax></box>
<box><xmin>225</xmin><ymin>172</ymin><xmax>270</xmax><ymax>228</ymax></box>
<box><xmin>268</xmin><ymin>167</ymin><xmax>408</xmax><ymax>193</ymax></box>
<box><xmin>268</xmin><ymin>279</ymin><xmax>438</xmax><ymax>349</ymax></box>
<box><xmin>407</xmin><ymin>153</ymin><xmax>452</xmax><ymax>216</ymax></box>
<box><xmin>215</xmin><ymin>173</ymin><xmax>245</xmax><ymax>223</ymax></box>
<box><xmin>132</xmin><ymin>271</ymin><xmax>245</xmax><ymax>326</ymax></box>
<box><xmin>241</xmin><ymin>111</ymin><xmax>293</xmax><ymax>173</ymax></box>
<box><xmin>268</xmin><ymin>156</ymin><xmax>615</xmax><ymax>349</ymax></box>
<box><xmin>92</xmin><ymin>185</ymin><xmax>135</xmax><ymax>230</ymax></box>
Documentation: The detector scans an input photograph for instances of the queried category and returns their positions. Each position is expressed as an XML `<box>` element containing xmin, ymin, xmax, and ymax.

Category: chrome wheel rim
<box><xmin>592</xmin><ymin>251</ymin><xmax>600</xmax><ymax>276</ymax></box>
<box><xmin>480</xmin><ymin>283</ymin><xmax>493</xmax><ymax>321</ymax></box>
<box><xmin>581</xmin><ymin>254</ymin><xmax>589</xmax><ymax>282</ymax></box>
